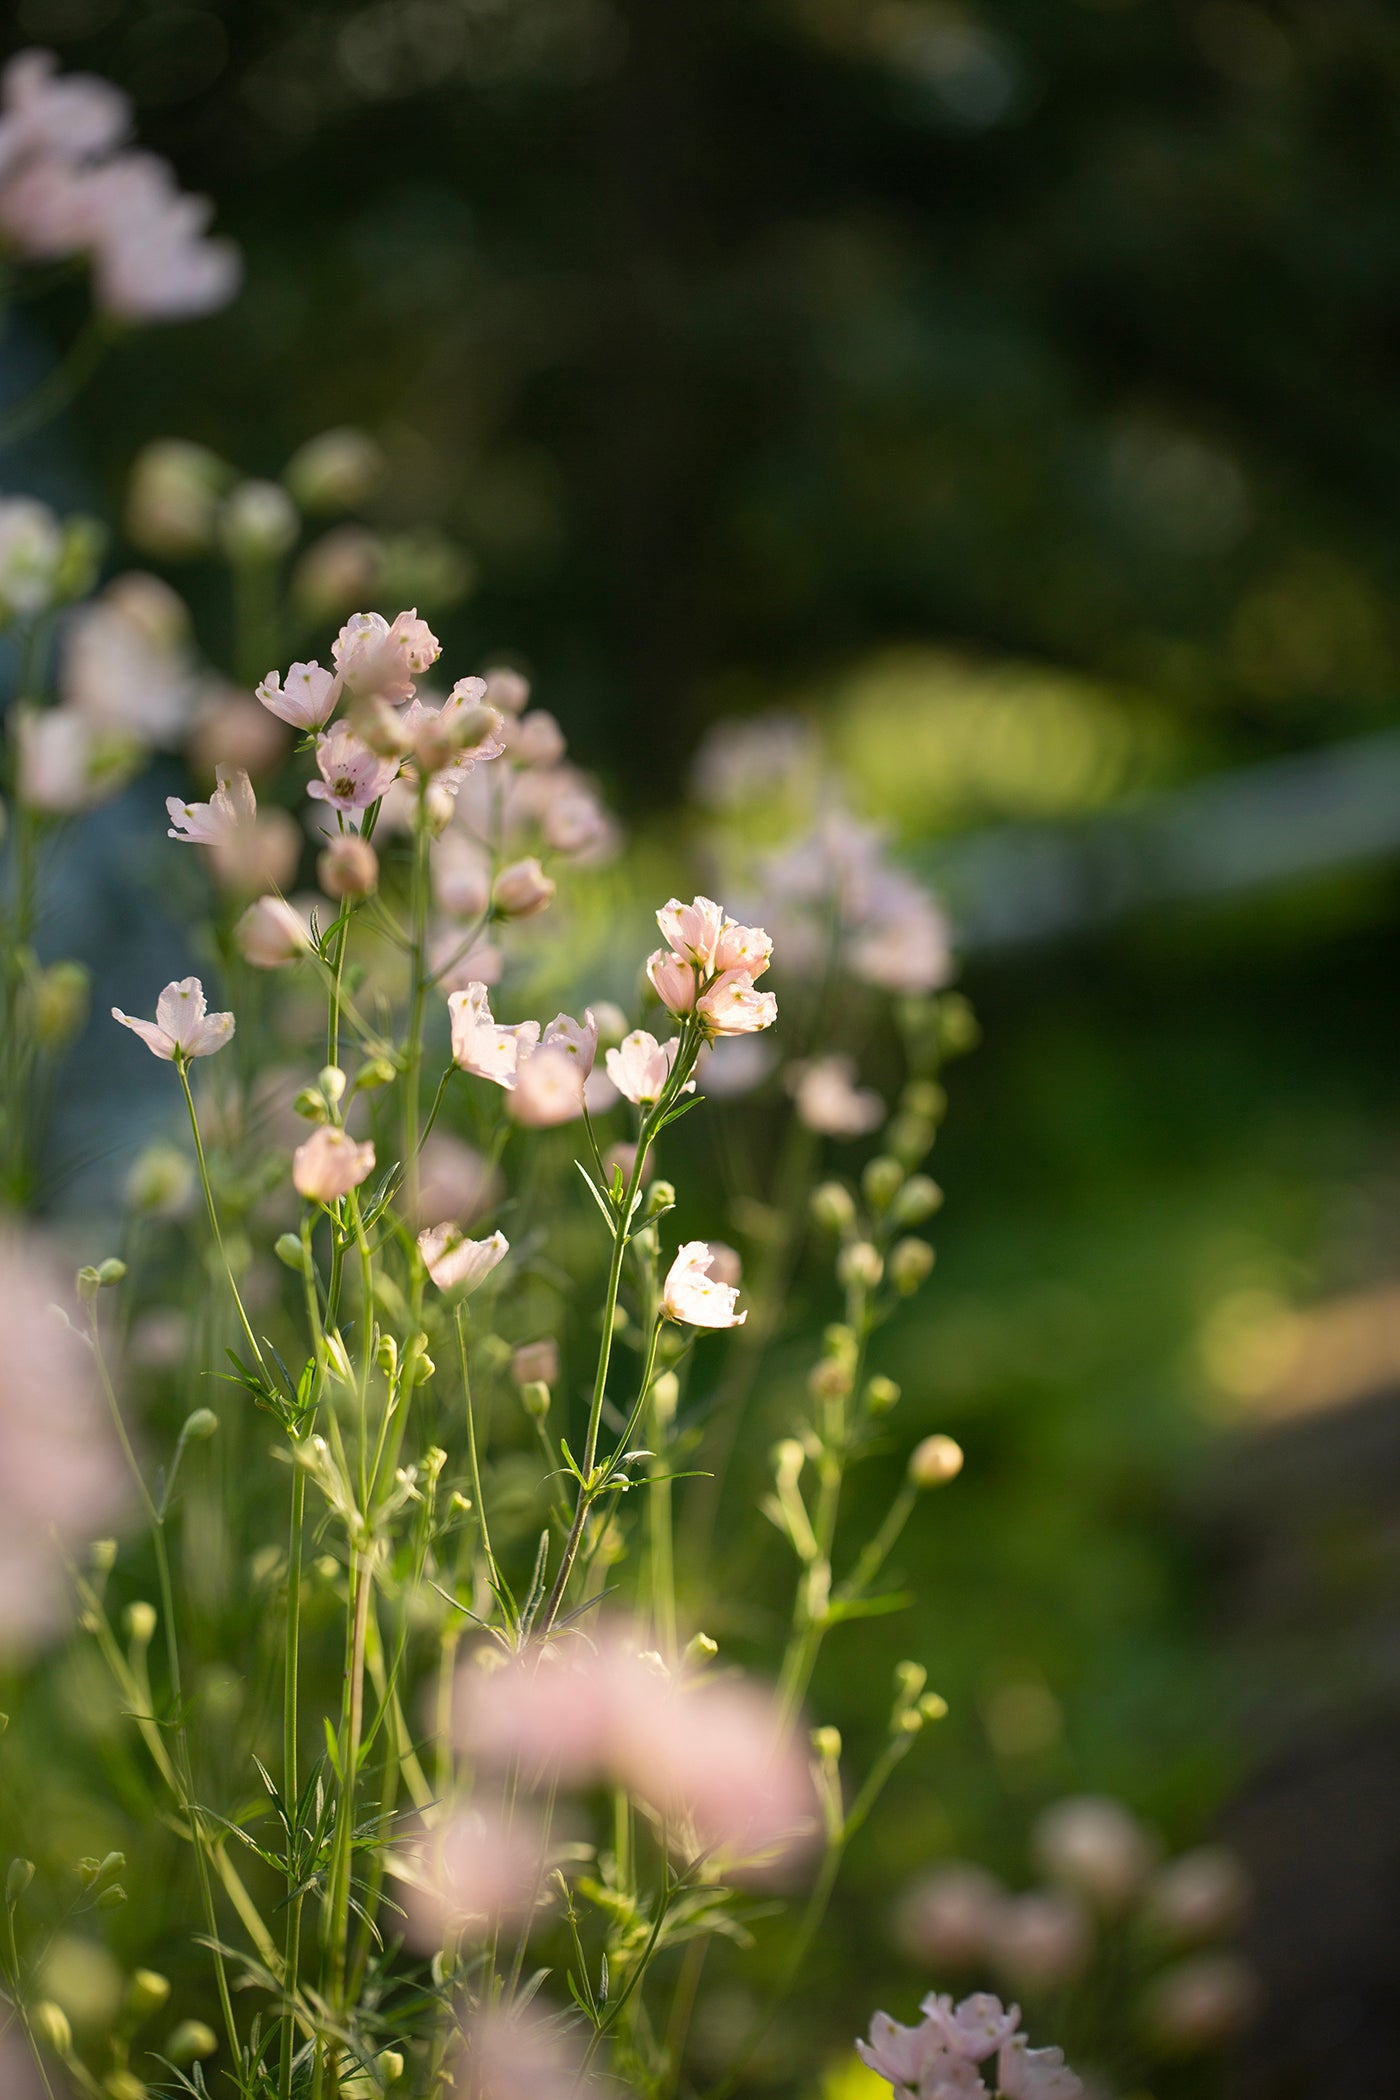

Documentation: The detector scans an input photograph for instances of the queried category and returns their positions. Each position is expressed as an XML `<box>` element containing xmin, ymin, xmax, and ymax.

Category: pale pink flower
<box><xmin>447</xmin><ymin>983</ymin><xmax>540</xmax><ymax>1089</ymax></box>
<box><xmin>787</xmin><ymin>1055</ymin><xmax>885</xmax><ymax>1138</ymax></box>
<box><xmin>657</xmin><ymin>894</ymin><xmax>727</xmax><ymax>971</ymax></box>
<box><xmin>404</xmin><ymin>1800</ymin><xmax>542</xmax><ymax>1945</ymax></box>
<box><xmin>583</xmin><ymin>1066</ymin><xmax>620</xmax><ymax>1113</ymax></box>
<box><xmin>856</xmin><ymin>2010</ymin><xmax>945</xmax><ymax>2090</ymax></box>
<box><xmin>0</xmin><ymin>494</ymin><xmax>62</xmax><ymax>615</ymax></box>
<box><xmin>1031</xmin><ymin>1796</ymin><xmax>1157</xmax><ymax>1914</ymax></box>
<box><xmin>510</xmin><ymin>1047</ymin><xmax>587</xmax><ymax>1128</ymax></box>
<box><xmin>0</xmin><ymin>1233</ymin><xmax>128</xmax><ymax>1653</ymax></box>
<box><xmin>0</xmin><ymin>50</ymin><xmax>129</xmax><ymax>174</ymax></box>
<box><xmin>417</xmin><ymin>1224</ymin><xmax>508</xmax><ymax>1294</ymax></box>
<box><xmin>483</xmin><ymin>665</ymin><xmax>530</xmax><ymax>716</ymax></box>
<box><xmin>896</xmin><ymin>1863</ymin><xmax>1005</xmax><ymax>1969</ymax></box>
<box><xmin>1141</xmin><ymin>1953</ymin><xmax>1259</xmax><ymax>2052</ymax></box>
<box><xmin>188</xmin><ymin>688</ymin><xmax>290</xmax><ymax>780</ymax></box>
<box><xmin>663</xmin><ymin>1242</ymin><xmax>746</xmax><ymax>1329</ymax></box>
<box><xmin>713</xmin><ymin>918</ymin><xmax>773</xmax><ymax>977</ymax></box>
<box><xmin>697</xmin><ymin>1035</ymin><xmax>775</xmax><ymax>1098</ymax></box>
<box><xmin>542</xmin><ymin>782</ymin><xmax>616</xmax><ymax>859</ymax></box>
<box><xmin>92</xmin><ymin>183</ymin><xmax>240</xmax><ymax>322</ymax></box>
<box><xmin>256</xmin><ymin>660</ymin><xmax>339</xmax><ymax>730</ymax></box>
<box><xmin>292</xmin><ymin>1126</ymin><xmax>375</xmax><ymax>1203</ymax></box>
<box><xmin>922</xmin><ymin>1992</ymin><xmax>1022</xmax><ymax>2063</ymax></box>
<box><xmin>511</xmin><ymin>708</ymin><xmax>567</xmax><ymax>766</ymax></box>
<box><xmin>64</xmin><ymin>575</ymin><xmax>197</xmax><ymax>747</ymax></box>
<box><xmin>457</xmin><ymin>2003</ymin><xmax>598</xmax><ymax>2100</ymax></box>
<box><xmin>604</xmin><ymin>1140</ymin><xmax>651</xmax><ymax>1188</ymax></box>
<box><xmin>398</xmin><ymin>684</ymin><xmax>502</xmax><ymax>784</ymax></box>
<box><xmin>318</xmin><ymin>832</ymin><xmax>378</xmax><ymax>899</ymax></box>
<box><xmin>541</xmin><ymin>1009</ymin><xmax>598</xmax><ymax>1073</ymax></box>
<box><xmin>332</xmin><ymin>607</ymin><xmax>440</xmax><ymax>702</ymax></box>
<box><xmin>512</xmin><ymin>1339</ymin><xmax>560</xmax><ymax>1388</ymax></box>
<box><xmin>851</xmin><ymin>876</ymin><xmax>954</xmax><ymax>996</ymax></box>
<box><xmin>207</xmin><ymin>807</ymin><xmax>301</xmax><ymax>896</ymax></box>
<box><xmin>605</xmin><ymin>1030</ymin><xmax>688</xmax><ymax>1107</ymax></box>
<box><xmin>1144</xmin><ymin>1846</ymin><xmax>1250</xmax><ymax>1943</ymax></box>
<box><xmin>989</xmin><ymin>1892</ymin><xmax>1091</xmax><ymax>1993</ymax></box>
<box><xmin>646</xmin><ymin>947</ymin><xmax>697</xmax><ymax>1016</ymax></box>
<box><xmin>235</xmin><ymin>895</ymin><xmax>314</xmax><ymax>969</ymax></box>
<box><xmin>306</xmin><ymin>720</ymin><xmax>400</xmax><ymax>814</ymax></box>
<box><xmin>996</xmin><ymin>2038</ymin><xmax>1084</xmax><ymax>2100</ymax></box>
<box><xmin>12</xmin><ymin>704</ymin><xmax>137</xmax><ymax>813</ymax></box>
<box><xmin>696</xmin><ymin>969</ymin><xmax>777</xmax><ymax>1038</ymax></box>
<box><xmin>706</xmin><ymin>1242</ymin><xmax>742</xmax><ymax>1288</ymax></box>
<box><xmin>415</xmin><ymin>1133</ymin><xmax>502</xmax><ymax>1230</ymax></box>
<box><xmin>493</xmin><ymin>855</ymin><xmax>555</xmax><ymax>919</ymax></box>
<box><xmin>112</xmin><ymin>976</ymin><xmax>234</xmax><ymax>1061</ymax></box>
<box><xmin>166</xmin><ymin>761</ymin><xmax>255</xmax><ymax>846</ymax></box>
<box><xmin>433</xmin><ymin>830</ymin><xmax>492</xmax><ymax>920</ymax></box>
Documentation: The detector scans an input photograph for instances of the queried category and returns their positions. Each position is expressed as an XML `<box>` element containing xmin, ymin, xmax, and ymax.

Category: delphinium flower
<box><xmin>292</xmin><ymin>1126</ymin><xmax>376</xmax><ymax>1204</ymax></box>
<box><xmin>663</xmin><ymin>1241</ymin><xmax>747</xmax><ymax>1329</ymax></box>
<box><xmin>785</xmin><ymin>1054</ymin><xmax>886</xmax><ymax>1137</ymax></box>
<box><xmin>417</xmin><ymin>1225</ymin><xmax>509</xmax><ymax>1295</ymax></box>
<box><xmin>165</xmin><ymin>760</ymin><xmax>299</xmax><ymax>894</ymax></box>
<box><xmin>306</xmin><ymin>720</ymin><xmax>402</xmax><ymax>816</ymax></box>
<box><xmin>234</xmin><ymin>895</ymin><xmax>315</xmax><ymax>969</ymax></box>
<box><xmin>112</xmin><ymin>976</ymin><xmax>234</xmax><ymax>1062</ymax></box>
<box><xmin>0</xmin><ymin>1234</ymin><xmax>128</xmax><ymax>1652</ymax></box>
<box><xmin>11</xmin><ymin>702</ymin><xmax>139</xmax><ymax>813</ymax></box>
<box><xmin>0</xmin><ymin>49</ymin><xmax>240</xmax><ymax>321</ymax></box>
<box><xmin>605</xmin><ymin>1029</ymin><xmax>691</xmax><ymax>1107</ymax></box>
<box><xmin>62</xmin><ymin>571</ymin><xmax>198</xmax><ymax>747</ymax></box>
<box><xmin>857</xmin><ymin>1993</ymin><xmax>1083</xmax><ymax>2100</ymax></box>
<box><xmin>255</xmin><ymin>660</ymin><xmax>340</xmax><ymax>730</ymax></box>
<box><xmin>447</xmin><ymin>984</ymin><xmax>597</xmax><ymax>1122</ymax></box>
<box><xmin>456</xmin><ymin>2003</ymin><xmax>601</xmax><ymax>2100</ymax></box>
<box><xmin>646</xmin><ymin>894</ymin><xmax>777</xmax><ymax>1038</ymax></box>
<box><xmin>401</xmin><ymin>1799</ymin><xmax>543</xmax><ymax>1945</ymax></box>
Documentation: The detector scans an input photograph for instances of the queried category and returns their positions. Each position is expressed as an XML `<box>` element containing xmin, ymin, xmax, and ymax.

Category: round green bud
<box><xmin>864</xmin><ymin>1374</ymin><xmax>901</xmax><ymax>1414</ymax></box>
<box><xmin>811</xmin><ymin>1181</ymin><xmax>856</xmax><ymax>1234</ymax></box>
<box><xmin>908</xmin><ymin>1433</ymin><xmax>963</xmax><ymax>1488</ymax></box>
<box><xmin>293</xmin><ymin>1087</ymin><xmax>329</xmax><ymax>1123</ymax></box>
<box><xmin>95</xmin><ymin>1883</ymin><xmax>127</xmax><ymax>1909</ymax></box>
<box><xmin>32</xmin><ymin>959</ymin><xmax>90</xmax><ymax>1046</ymax></box>
<box><xmin>181</xmin><ymin>1407</ymin><xmax>218</xmax><ymax>1443</ymax></box>
<box><xmin>274</xmin><ymin>1232</ymin><xmax>309</xmax><ymax>1273</ymax></box>
<box><xmin>520</xmin><ymin>1380</ymin><xmax>551</xmax><ymax>1420</ymax></box>
<box><xmin>861</xmin><ymin>1156</ymin><xmax>904</xmax><ymax>1211</ymax></box>
<box><xmin>683</xmin><ymin>1630</ymin><xmax>718</xmax><ymax>1664</ymax></box>
<box><xmin>887</xmin><ymin>1113</ymin><xmax>935</xmax><ymax>1167</ymax></box>
<box><xmin>890</xmin><ymin>1174</ymin><xmax>943</xmax><ymax>1227</ymax></box>
<box><xmin>124</xmin><ymin>1602</ymin><xmax>157</xmax><ymax>1645</ymax></box>
<box><xmin>128</xmin><ymin>1969</ymin><xmax>171</xmax><ymax>2018</ymax></box>
<box><xmin>937</xmin><ymin>993</ymin><xmax>980</xmax><ymax>1059</ymax></box>
<box><xmin>889</xmin><ymin>1237</ymin><xmax>936</xmax><ymax>1294</ymax></box>
<box><xmin>354</xmin><ymin>1055</ymin><xmax>397</xmax><ymax>1092</ymax></box>
<box><xmin>91</xmin><ymin>1539</ymin><xmax>118</xmax><ymax>1572</ymax></box>
<box><xmin>811</xmin><ymin>1724</ymin><xmax>842</xmax><ymax>1762</ymax></box>
<box><xmin>96</xmin><ymin>1257</ymin><xmax>127</xmax><ymax>1287</ymax></box>
<box><xmin>166</xmin><ymin>2019</ymin><xmax>219</xmax><ymax>2063</ymax></box>
<box><xmin>34</xmin><ymin>2001</ymin><xmax>72</xmax><ymax>2055</ymax></box>
<box><xmin>901</xmin><ymin>1078</ymin><xmax>947</xmax><ymax>1122</ymax></box>
<box><xmin>6</xmin><ymin>1858</ymin><xmax>35</xmax><ymax>1906</ymax></box>
<box><xmin>645</xmin><ymin>1180</ymin><xmax>676</xmax><ymax>1219</ymax></box>
<box><xmin>318</xmin><ymin>1064</ymin><xmax>347</xmax><ymax>1104</ymax></box>
<box><xmin>838</xmin><ymin>1241</ymin><xmax>883</xmax><ymax>1292</ymax></box>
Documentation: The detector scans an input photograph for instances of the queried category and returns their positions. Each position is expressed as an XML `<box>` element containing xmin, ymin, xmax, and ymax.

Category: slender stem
<box><xmin>0</xmin><ymin>314</ymin><xmax>113</xmax><ymax>451</ymax></box>
<box><xmin>1</xmin><ymin>1905</ymin><xmax>60</xmax><ymax>2100</ymax></box>
<box><xmin>278</xmin><ymin>1463</ymin><xmax>307</xmax><ymax>2096</ymax></box>
<box><xmin>326</xmin><ymin>1551</ymin><xmax>374</xmax><ymax>2027</ymax></box>
<box><xmin>177</xmin><ymin>1061</ymin><xmax>266</xmax><ymax>1369</ymax></box>
<box><xmin>400</xmin><ymin>800</ymin><xmax>432</xmax><ymax>1229</ymax></box>
<box><xmin>456</xmin><ymin>1306</ymin><xmax>498</xmax><ymax>1586</ymax></box>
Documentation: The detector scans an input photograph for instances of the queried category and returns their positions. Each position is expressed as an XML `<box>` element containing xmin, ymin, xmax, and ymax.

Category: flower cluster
<box><xmin>0</xmin><ymin>48</ymin><xmax>240</xmax><ymax>321</ymax></box>
<box><xmin>647</xmin><ymin>894</ymin><xmax>777</xmax><ymax>1036</ymax></box>
<box><xmin>858</xmin><ymin>1992</ymin><xmax>1082</xmax><ymax>2100</ymax></box>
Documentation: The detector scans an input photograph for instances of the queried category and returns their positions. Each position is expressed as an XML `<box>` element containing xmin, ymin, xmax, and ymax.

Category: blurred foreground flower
<box><xmin>858</xmin><ymin>1991</ymin><xmax>1082</xmax><ymax>2099</ymax></box>
<box><xmin>0</xmin><ymin>1235</ymin><xmax>128</xmax><ymax>1651</ymax></box>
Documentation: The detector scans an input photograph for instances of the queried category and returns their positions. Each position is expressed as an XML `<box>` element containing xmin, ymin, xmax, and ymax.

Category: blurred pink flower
<box><xmin>433</xmin><ymin>831</ymin><xmax>492</xmax><ymax>920</ymax></box>
<box><xmin>292</xmin><ymin>1126</ymin><xmax>375</xmax><ymax>1203</ymax></box>
<box><xmin>605</xmin><ymin>1029</ymin><xmax>687</xmax><ymax>1107</ymax></box>
<box><xmin>457</xmin><ymin>2002</ymin><xmax>598</xmax><ymax>2100</ymax></box>
<box><xmin>512</xmin><ymin>1339</ymin><xmax>560</xmax><ymax>1388</ymax></box>
<box><xmin>1144</xmin><ymin>1845</ymin><xmax>1249</xmax><ymax>1943</ymax></box>
<box><xmin>404</xmin><ymin>1800</ymin><xmax>542</xmax><ymax>1945</ymax></box>
<box><xmin>786</xmin><ymin>1055</ymin><xmax>885</xmax><ymax>1138</ymax></box>
<box><xmin>417</xmin><ymin>1225</ymin><xmax>508</xmax><ymax>1295</ymax></box>
<box><xmin>189</xmin><ymin>688</ymin><xmax>290</xmax><ymax>780</ymax></box>
<box><xmin>332</xmin><ymin>607</ymin><xmax>440</xmax><ymax>702</ymax></box>
<box><xmin>542</xmin><ymin>781</ymin><xmax>616</xmax><ymax>859</ymax></box>
<box><xmin>0</xmin><ymin>50</ymin><xmax>129</xmax><ymax>172</ymax></box>
<box><xmin>663</xmin><ymin>1242</ymin><xmax>746</xmax><ymax>1329</ymax></box>
<box><xmin>510</xmin><ymin>708</ymin><xmax>567</xmax><ymax>767</ymax></box>
<box><xmin>318</xmin><ymin>832</ymin><xmax>378</xmax><ymax>899</ymax></box>
<box><xmin>235</xmin><ymin>895</ymin><xmax>314</xmax><ymax>970</ymax></box>
<box><xmin>997</xmin><ymin>2038</ymin><xmax>1085</xmax><ymax>2100</ymax></box>
<box><xmin>696</xmin><ymin>969</ymin><xmax>777</xmax><ymax>1038</ymax></box>
<box><xmin>1032</xmin><ymin>1796</ymin><xmax>1157</xmax><ymax>1914</ymax></box>
<box><xmin>696</xmin><ymin>1035</ymin><xmax>774</xmax><ymax>1098</ymax></box>
<box><xmin>113</xmin><ymin>976</ymin><xmax>234</xmax><ymax>1060</ymax></box>
<box><xmin>415</xmin><ymin>1132</ymin><xmax>502</xmax><ymax>1231</ymax></box>
<box><xmin>256</xmin><ymin>660</ymin><xmax>340</xmax><ymax>729</ymax></box>
<box><xmin>12</xmin><ymin>703</ymin><xmax>136</xmax><ymax>813</ymax></box>
<box><xmin>923</xmin><ymin>1992</ymin><xmax>1022</xmax><ymax>2063</ymax></box>
<box><xmin>0</xmin><ymin>1233</ymin><xmax>129</xmax><ymax>1653</ymax></box>
<box><xmin>989</xmin><ymin>1891</ymin><xmax>1091</xmax><ymax>1993</ymax></box>
<box><xmin>493</xmin><ymin>855</ymin><xmax>555</xmax><ymax>919</ymax></box>
<box><xmin>166</xmin><ymin>761</ymin><xmax>255</xmax><ymax>846</ymax></box>
<box><xmin>64</xmin><ymin>574</ymin><xmax>197</xmax><ymax>746</ymax></box>
<box><xmin>307</xmin><ymin>721</ymin><xmax>401</xmax><ymax>814</ymax></box>
<box><xmin>510</xmin><ymin>1046</ymin><xmax>586</xmax><ymax>1128</ymax></box>
<box><xmin>483</xmin><ymin>666</ymin><xmax>530</xmax><ymax>716</ymax></box>
<box><xmin>850</xmin><ymin>874</ymin><xmax>954</xmax><ymax>996</ymax></box>
<box><xmin>429</xmin><ymin>923</ymin><xmax>502</xmax><ymax>993</ymax></box>
<box><xmin>896</xmin><ymin>1862</ymin><xmax>1005</xmax><ymax>1969</ymax></box>
<box><xmin>646</xmin><ymin>946</ymin><xmax>698</xmax><ymax>1016</ymax></box>
<box><xmin>1141</xmin><ymin>1952</ymin><xmax>1259</xmax><ymax>2053</ymax></box>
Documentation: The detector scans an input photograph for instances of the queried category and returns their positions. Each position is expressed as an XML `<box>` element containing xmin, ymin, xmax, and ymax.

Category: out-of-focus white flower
<box><xmin>989</xmin><ymin>1891</ymin><xmax>1092</xmax><ymax>1993</ymax></box>
<box><xmin>1144</xmin><ymin>1846</ymin><xmax>1250</xmax><ymax>1943</ymax></box>
<box><xmin>218</xmin><ymin>479</ymin><xmax>298</xmax><ymax>563</ymax></box>
<box><xmin>786</xmin><ymin>1055</ymin><xmax>885</xmax><ymax>1137</ymax></box>
<box><xmin>1141</xmin><ymin>1952</ymin><xmax>1259</xmax><ymax>2053</ymax></box>
<box><xmin>457</xmin><ymin>2003</ymin><xmax>600</xmax><ymax>2100</ymax></box>
<box><xmin>493</xmin><ymin>855</ymin><xmax>555</xmax><ymax>920</ymax></box>
<box><xmin>125</xmin><ymin>438</ymin><xmax>226</xmax><ymax>557</ymax></box>
<box><xmin>0</xmin><ymin>1233</ymin><xmax>128</xmax><ymax>1654</ymax></box>
<box><xmin>1031</xmin><ymin>1796</ymin><xmax>1157</xmax><ymax>1915</ymax></box>
<box><xmin>417</xmin><ymin>1225</ymin><xmax>509</xmax><ymax>1295</ymax></box>
<box><xmin>63</xmin><ymin>573</ymin><xmax>197</xmax><ymax>747</ymax></box>
<box><xmin>292</xmin><ymin>1126</ymin><xmax>375</xmax><ymax>1204</ymax></box>
<box><xmin>663</xmin><ymin>1242</ymin><xmax>746</xmax><ymax>1329</ymax></box>
<box><xmin>12</xmin><ymin>704</ymin><xmax>138</xmax><ymax>813</ymax></box>
<box><xmin>234</xmin><ymin>895</ymin><xmax>314</xmax><ymax>969</ymax></box>
<box><xmin>112</xmin><ymin>976</ymin><xmax>234</xmax><ymax>1061</ymax></box>
<box><xmin>896</xmin><ymin>1862</ymin><xmax>1005</xmax><ymax>1969</ymax></box>
<box><xmin>509</xmin><ymin>708</ymin><xmax>566</xmax><ymax>767</ymax></box>
<box><xmin>283</xmin><ymin>428</ymin><xmax>385</xmax><ymax>514</ymax></box>
<box><xmin>414</xmin><ymin>1133</ymin><xmax>501</xmax><ymax>1231</ymax></box>
<box><xmin>0</xmin><ymin>494</ymin><xmax>63</xmax><ymax>617</ymax></box>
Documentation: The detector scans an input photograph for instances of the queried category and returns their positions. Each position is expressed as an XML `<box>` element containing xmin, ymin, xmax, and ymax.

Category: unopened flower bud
<box><xmin>283</xmin><ymin>428</ymin><xmax>385</xmax><ymax>513</ymax></box>
<box><xmin>275</xmin><ymin>1231</ymin><xmax>309</xmax><ymax>1272</ymax></box>
<box><xmin>838</xmin><ymin>1241</ymin><xmax>883</xmax><ymax>1292</ymax></box>
<box><xmin>181</xmin><ymin>1407</ymin><xmax>218</xmax><ymax>1442</ymax></box>
<box><xmin>909</xmin><ymin>1434</ymin><xmax>963</xmax><ymax>1488</ymax></box>
<box><xmin>319</xmin><ymin>833</ymin><xmax>379</xmax><ymax>899</ymax></box>
<box><xmin>376</xmin><ymin>1333</ymin><xmax>399</xmax><ymax>1379</ymax></box>
<box><xmin>96</xmin><ymin>1257</ymin><xmax>127</xmax><ymax>1287</ymax></box>
<box><xmin>862</xmin><ymin>1156</ymin><xmax>904</xmax><ymax>1211</ymax></box>
<box><xmin>104</xmin><ymin>2069</ymin><xmax>146</xmax><ymax>2099</ymax></box>
<box><xmin>34</xmin><ymin>2001</ymin><xmax>72</xmax><ymax>2055</ymax></box>
<box><xmin>125</xmin><ymin>1602</ymin><xmax>157</xmax><ymax>1644</ymax></box>
<box><xmin>378</xmin><ymin>2050</ymin><xmax>406</xmax><ymax>2085</ymax></box>
<box><xmin>823</xmin><ymin>1323</ymin><xmax>858</xmax><ymax>1367</ymax></box>
<box><xmin>890</xmin><ymin>1238</ymin><xmax>936</xmax><ymax>1294</ymax></box>
<box><xmin>167</xmin><ymin>2019</ymin><xmax>219</xmax><ymax>2063</ymax></box>
<box><xmin>219</xmin><ymin>479</ymin><xmax>298</xmax><ymax>563</ymax></box>
<box><xmin>91</xmin><ymin>1539</ymin><xmax>118</xmax><ymax>1572</ymax></box>
<box><xmin>6</xmin><ymin>1858</ymin><xmax>35</xmax><ymax>1905</ymax></box>
<box><xmin>650</xmin><ymin>1370</ymin><xmax>679</xmax><ymax>1423</ymax></box>
<box><xmin>645</xmin><ymin>1180</ymin><xmax>677</xmax><ymax>1219</ymax></box>
<box><xmin>864</xmin><ymin>1374</ymin><xmax>901</xmax><ymax>1414</ymax></box>
<box><xmin>887</xmin><ymin>1114</ymin><xmax>935</xmax><ymax>1167</ymax></box>
<box><xmin>125</xmin><ymin>439</ymin><xmax>227</xmax><ymax>558</ymax></box>
<box><xmin>920</xmin><ymin>1692</ymin><xmax>949</xmax><ymax>1722</ymax></box>
<box><xmin>520</xmin><ymin>1380</ymin><xmax>551</xmax><ymax>1420</ymax></box>
<box><xmin>32</xmin><ymin>959</ymin><xmax>90</xmax><ymax>1045</ymax></box>
<box><xmin>128</xmin><ymin>1969</ymin><xmax>171</xmax><ymax>2017</ymax></box>
<box><xmin>811</xmin><ymin>1724</ymin><xmax>842</xmax><ymax>1762</ymax></box>
<box><xmin>809</xmin><ymin>1356</ymin><xmax>853</xmax><ymax>1403</ymax></box>
<box><xmin>492</xmin><ymin>856</ymin><xmax>555</xmax><ymax>920</ymax></box>
<box><xmin>293</xmin><ymin>1087</ymin><xmax>330</xmax><ymax>1123</ymax></box>
<box><xmin>684</xmin><ymin>1630</ymin><xmax>718</xmax><ymax>1664</ymax></box>
<box><xmin>774</xmin><ymin>1438</ymin><xmax>806</xmax><ymax>1486</ymax></box>
<box><xmin>126</xmin><ymin>1143</ymin><xmax>194</xmax><ymax>1217</ymax></box>
<box><xmin>890</xmin><ymin>1174</ymin><xmax>943</xmax><ymax>1227</ymax></box>
<box><xmin>354</xmin><ymin>1056</ymin><xmax>398</xmax><ymax>1093</ymax></box>
<box><xmin>318</xmin><ymin>1064</ymin><xmax>347</xmax><ymax>1104</ymax></box>
<box><xmin>810</xmin><ymin>1181</ymin><xmax>856</xmax><ymax>1234</ymax></box>
<box><xmin>901</xmin><ymin>1079</ymin><xmax>947</xmax><ymax>1122</ymax></box>
<box><xmin>96</xmin><ymin>1883</ymin><xmax>127</xmax><ymax>1909</ymax></box>
<box><xmin>936</xmin><ymin>993</ymin><xmax>980</xmax><ymax>1059</ymax></box>
<box><xmin>483</xmin><ymin>666</ymin><xmax>530</xmax><ymax>716</ymax></box>
<box><xmin>592</xmin><ymin>1001</ymin><xmax>629</xmax><ymax>1047</ymax></box>
<box><xmin>76</xmin><ymin>1266</ymin><xmax>102</xmax><ymax>1301</ymax></box>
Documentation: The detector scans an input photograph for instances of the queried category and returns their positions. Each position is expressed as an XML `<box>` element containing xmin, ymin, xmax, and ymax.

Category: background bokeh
<box><xmin>6</xmin><ymin>3</ymin><xmax>1400</xmax><ymax>2095</ymax></box>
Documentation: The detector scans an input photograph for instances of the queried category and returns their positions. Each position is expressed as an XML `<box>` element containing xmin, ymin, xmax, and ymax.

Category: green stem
<box><xmin>456</xmin><ymin>1305</ymin><xmax>498</xmax><ymax>1587</ymax></box>
<box><xmin>278</xmin><ymin>1463</ymin><xmax>307</xmax><ymax>2096</ymax></box>
<box><xmin>178</xmin><ymin>1061</ymin><xmax>266</xmax><ymax>1370</ymax></box>
<box><xmin>0</xmin><ymin>315</ymin><xmax>113</xmax><ymax>452</ymax></box>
